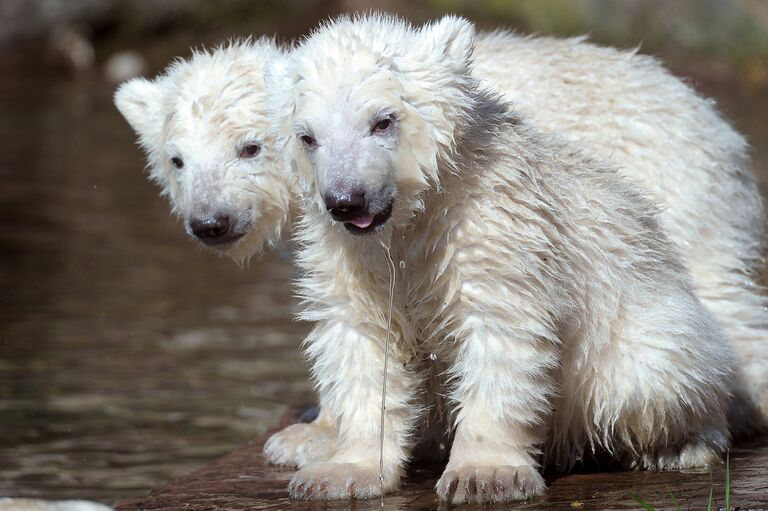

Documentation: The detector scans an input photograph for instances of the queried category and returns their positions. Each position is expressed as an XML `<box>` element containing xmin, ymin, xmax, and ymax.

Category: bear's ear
<box><xmin>420</xmin><ymin>15</ymin><xmax>475</xmax><ymax>71</ymax></box>
<box><xmin>114</xmin><ymin>77</ymin><xmax>164</xmax><ymax>147</ymax></box>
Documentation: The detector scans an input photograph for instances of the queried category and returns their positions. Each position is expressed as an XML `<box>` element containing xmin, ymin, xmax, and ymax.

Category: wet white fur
<box><xmin>472</xmin><ymin>33</ymin><xmax>768</xmax><ymax>433</ymax></box>
<box><xmin>267</xmin><ymin>14</ymin><xmax>736</xmax><ymax>503</ymax></box>
<box><xmin>113</xmin><ymin>19</ymin><xmax>768</xmax><ymax>504</ymax></box>
<box><xmin>115</xmin><ymin>30</ymin><xmax>767</xmax><ymax>433</ymax></box>
<box><xmin>114</xmin><ymin>38</ymin><xmax>296</xmax><ymax>262</ymax></box>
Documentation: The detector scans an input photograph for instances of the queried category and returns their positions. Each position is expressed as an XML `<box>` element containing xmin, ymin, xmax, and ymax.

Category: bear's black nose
<box><xmin>190</xmin><ymin>215</ymin><xmax>230</xmax><ymax>242</ymax></box>
<box><xmin>324</xmin><ymin>190</ymin><xmax>366</xmax><ymax>221</ymax></box>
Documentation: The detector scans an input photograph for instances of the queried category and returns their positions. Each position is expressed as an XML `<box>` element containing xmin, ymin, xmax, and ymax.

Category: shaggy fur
<box><xmin>113</xmin><ymin>19</ymin><xmax>768</xmax><ymax>504</ymax></box>
<box><xmin>115</xmin><ymin>31</ymin><xmax>767</xmax><ymax>435</ymax></box>
<box><xmin>472</xmin><ymin>33</ymin><xmax>768</xmax><ymax>433</ymax></box>
<box><xmin>267</xmin><ymin>14</ymin><xmax>735</xmax><ymax>503</ymax></box>
<box><xmin>114</xmin><ymin>38</ymin><xmax>295</xmax><ymax>262</ymax></box>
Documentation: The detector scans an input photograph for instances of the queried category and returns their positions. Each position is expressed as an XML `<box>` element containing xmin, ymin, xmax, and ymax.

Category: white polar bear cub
<box><xmin>271</xmin><ymin>15</ymin><xmax>734</xmax><ymax>503</ymax></box>
<box><xmin>114</xmin><ymin>39</ymin><xmax>295</xmax><ymax>263</ymax></box>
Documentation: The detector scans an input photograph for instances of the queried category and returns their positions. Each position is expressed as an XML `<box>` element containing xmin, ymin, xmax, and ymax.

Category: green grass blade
<box><xmin>665</xmin><ymin>485</ymin><xmax>681</xmax><ymax>511</ymax></box>
<box><xmin>707</xmin><ymin>482</ymin><xmax>714</xmax><ymax>511</ymax></box>
<box><xmin>725</xmin><ymin>451</ymin><xmax>731</xmax><ymax>511</ymax></box>
<box><xmin>631</xmin><ymin>494</ymin><xmax>657</xmax><ymax>511</ymax></box>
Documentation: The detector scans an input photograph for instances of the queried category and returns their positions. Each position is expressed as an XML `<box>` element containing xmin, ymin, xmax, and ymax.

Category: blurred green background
<box><xmin>1</xmin><ymin>0</ymin><xmax>767</xmax><ymax>89</ymax></box>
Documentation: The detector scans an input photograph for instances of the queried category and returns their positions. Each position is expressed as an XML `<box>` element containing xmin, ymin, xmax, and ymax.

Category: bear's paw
<box><xmin>436</xmin><ymin>464</ymin><xmax>546</xmax><ymax>504</ymax></box>
<box><xmin>287</xmin><ymin>462</ymin><xmax>398</xmax><ymax>500</ymax></box>
<box><xmin>263</xmin><ymin>422</ymin><xmax>336</xmax><ymax>468</ymax></box>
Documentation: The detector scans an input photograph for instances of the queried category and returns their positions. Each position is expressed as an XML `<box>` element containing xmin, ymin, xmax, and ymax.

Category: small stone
<box><xmin>0</xmin><ymin>499</ymin><xmax>114</xmax><ymax>511</ymax></box>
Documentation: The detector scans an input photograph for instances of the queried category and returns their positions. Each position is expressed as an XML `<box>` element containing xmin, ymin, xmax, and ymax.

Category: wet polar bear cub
<box><xmin>270</xmin><ymin>15</ymin><xmax>734</xmax><ymax>503</ymax></box>
<box><xmin>114</xmin><ymin>39</ymin><xmax>295</xmax><ymax>263</ymax></box>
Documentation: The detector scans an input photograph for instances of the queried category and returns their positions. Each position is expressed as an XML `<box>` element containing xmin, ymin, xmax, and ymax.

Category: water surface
<box><xmin>0</xmin><ymin>71</ymin><xmax>312</xmax><ymax>502</ymax></box>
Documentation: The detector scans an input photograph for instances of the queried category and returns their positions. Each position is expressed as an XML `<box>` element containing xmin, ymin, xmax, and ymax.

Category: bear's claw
<box><xmin>288</xmin><ymin>462</ymin><xmax>394</xmax><ymax>500</ymax></box>
<box><xmin>436</xmin><ymin>464</ymin><xmax>546</xmax><ymax>504</ymax></box>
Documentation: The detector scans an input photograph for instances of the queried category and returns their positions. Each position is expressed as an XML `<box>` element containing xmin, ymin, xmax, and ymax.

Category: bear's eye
<box><xmin>372</xmin><ymin>117</ymin><xmax>393</xmax><ymax>134</ymax></box>
<box><xmin>239</xmin><ymin>143</ymin><xmax>261</xmax><ymax>158</ymax></box>
<box><xmin>171</xmin><ymin>156</ymin><xmax>184</xmax><ymax>169</ymax></box>
<box><xmin>300</xmin><ymin>135</ymin><xmax>317</xmax><ymax>148</ymax></box>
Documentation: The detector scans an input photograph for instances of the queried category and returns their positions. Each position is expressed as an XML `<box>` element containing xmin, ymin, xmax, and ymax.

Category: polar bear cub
<box><xmin>269</xmin><ymin>14</ymin><xmax>734</xmax><ymax>503</ymax></box>
<box><xmin>114</xmin><ymin>39</ymin><xmax>295</xmax><ymax>263</ymax></box>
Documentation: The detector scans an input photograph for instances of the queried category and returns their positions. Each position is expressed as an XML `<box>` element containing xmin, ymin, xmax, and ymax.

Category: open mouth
<box><xmin>343</xmin><ymin>200</ymin><xmax>394</xmax><ymax>235</ymax></box>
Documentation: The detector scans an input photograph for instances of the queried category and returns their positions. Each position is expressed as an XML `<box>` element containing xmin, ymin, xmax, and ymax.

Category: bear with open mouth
<box><xmin>266</xmin><ymin>14</ymin><xmax>735</xmax><ymax>503</ymax></box>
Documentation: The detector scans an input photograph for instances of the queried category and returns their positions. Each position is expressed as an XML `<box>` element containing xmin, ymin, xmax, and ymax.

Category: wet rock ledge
<box><xmin>115</xmin><ymin>410</ymin><xmax>768</xmax><ymax>511</ymax></box>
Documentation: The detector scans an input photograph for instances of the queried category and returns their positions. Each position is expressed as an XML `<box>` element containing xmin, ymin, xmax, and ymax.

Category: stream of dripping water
<box><xmin>379</xmin><ymin>241</ymin><xmax>396</xmax><ymax>507</ymax></box>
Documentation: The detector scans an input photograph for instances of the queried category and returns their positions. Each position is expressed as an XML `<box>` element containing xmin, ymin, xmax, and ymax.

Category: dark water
<box><xmin>0</xmin><ymin>72</ymin><xmax>313</xmax><ymax>502</ymax></box>
<box><xmin>0</xmin><ymin>67</ymin><xmax>766</xmax><ymax>504</ymax></box>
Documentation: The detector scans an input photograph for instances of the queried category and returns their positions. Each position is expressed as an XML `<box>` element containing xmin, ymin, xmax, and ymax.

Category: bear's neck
<box><xmin>447</xmin><ymin>86</ymin><xmax>524</xmax><ymax>174</ymax></box>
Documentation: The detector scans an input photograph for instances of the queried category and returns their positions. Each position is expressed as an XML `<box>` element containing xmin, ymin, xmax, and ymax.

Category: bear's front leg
<box><xmin>288</xmin><ymin>320</ymin><xmax>420</xmax><ymax>500</ymax></box>
<box><xmin>436</xmin><ymin>310</ymin><xmax>559</xmax><ymax>504</ymax></box>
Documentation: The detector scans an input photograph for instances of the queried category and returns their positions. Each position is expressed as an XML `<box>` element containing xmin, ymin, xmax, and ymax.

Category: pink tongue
<box><xmin>348</xmin><ymin>215</ymin><xmax>375</xmax><ymax>229</ymax></box>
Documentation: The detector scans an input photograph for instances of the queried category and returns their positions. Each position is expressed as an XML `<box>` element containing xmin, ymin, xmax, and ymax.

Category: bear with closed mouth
<box><xmin>115</xmin><ymin>39</ymin><xmax>296</xmax><ymax>263</ymax></box>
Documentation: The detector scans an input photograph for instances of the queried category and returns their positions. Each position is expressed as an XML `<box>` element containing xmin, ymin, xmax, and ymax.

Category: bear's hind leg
<box><xmin>563</xmin><ymin>284</ymin><xmax>733</xmax><ymax>472</ymax></box>
<box><xmin>695</xmin><ymin>280</ymin><xmax>768</xmax><ymax>434</ymax></box>
<box><xmin>620</xmin><ymin>424</ymin><xmax>728</xmax><ymax>471</ymax></box>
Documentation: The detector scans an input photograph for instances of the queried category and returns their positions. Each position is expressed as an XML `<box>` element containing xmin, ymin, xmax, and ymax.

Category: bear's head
<box><xmin>268</xmin><ymin>14</ymin><xmax>476</xmax><ymax>235</ymax></box>
<box><xmin>114</xmin><ymin>39</ymin><xmax>295</xmax><ymax>263</ymax></box>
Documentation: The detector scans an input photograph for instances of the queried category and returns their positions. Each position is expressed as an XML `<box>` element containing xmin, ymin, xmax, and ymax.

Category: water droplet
<box><xmin>399</xmin><ymin>260</ymin><xmax>406</xmax><ymax>270</ymax></box>
<box><xmin>378</xmin><ymin>241</ymin><xmax>396</xmax><ymax>502</ymax></box>
<box><xmin>429</xmin><ymin>353</ymin><xmax>437</xmax><ymax>362</ymax></box>
<box><xmin>439</xmin><ymin>442</ymin><xmax>446</xmax><ymax>451</ymax></box>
